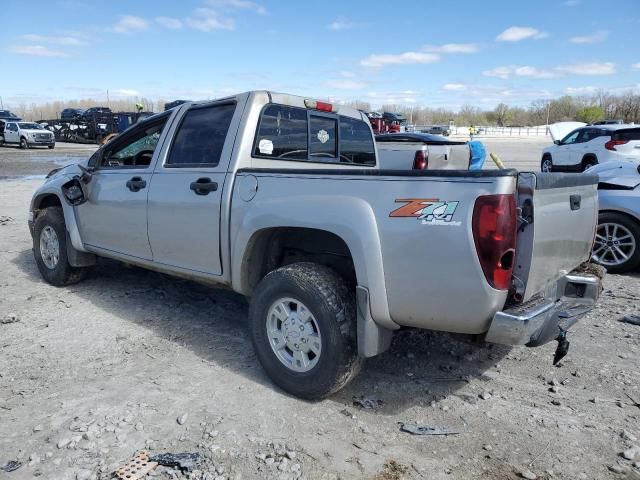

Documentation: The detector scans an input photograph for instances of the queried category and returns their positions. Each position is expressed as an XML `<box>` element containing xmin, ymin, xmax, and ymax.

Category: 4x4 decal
<box><xmin>390</xmin><ymin>198</ymin><xmax>461</xmax><ymax>226</ymax></box>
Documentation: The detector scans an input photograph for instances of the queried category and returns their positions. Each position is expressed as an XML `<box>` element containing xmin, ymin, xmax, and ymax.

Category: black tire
<box><xmin>593</xmin><ymin>212</ymin><xmax>640</xmax><ymax>274</ymax></box>
<box><xmin>19</xmin><ymin>137</ymin><xmax>28</xmax><ymax>149</ymax></box>
<box><xmin>582</xmin><ymin>156</ymin><xmax>597</xmax><ymax>171</ymax></box>
<box><xmin>541</xmin><ymin>154</ymin><xmax>553</xmax><ymax>172</ymax></box>
<box><xmin>33</xmin><ymin>207</ymin><xmax>88</xmax><ymax>286</ymax></box>
<box><xmin>48</xmin><ymin>144</ymin><xmax>55</xmax><ymax>149</ymax></box>
<box><xmin>249</xmin><ymin>262</ymin><xmax>363</xmax><ymax>400</ymax></box>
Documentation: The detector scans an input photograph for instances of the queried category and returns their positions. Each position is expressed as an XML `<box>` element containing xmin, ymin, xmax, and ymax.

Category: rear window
<box><xmin>613</xmin><ymin>129</ymin><xmax>640</xmax><ymax>141</ymax></box>
<box><xmin>254</xmin><ymin>104</ymin><xmax>375</xmax><ymax>166</ymax></box>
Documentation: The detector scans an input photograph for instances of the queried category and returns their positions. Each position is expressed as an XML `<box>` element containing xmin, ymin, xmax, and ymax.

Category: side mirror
<box><xmin>554</xmin><ymin>140</ymin><xmax>560</xmax><ymax>145</ymax></box>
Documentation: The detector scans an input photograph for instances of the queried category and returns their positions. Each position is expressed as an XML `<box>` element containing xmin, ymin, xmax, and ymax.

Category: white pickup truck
<box><xmin>29</xmin><ymin>91</ymin><xmax>603</xmax><ymax>399</ymax></box>
<box><xmin>0</xmin><ymin>121</ymin><xmax>55</xmax><ymax>149</ymax></box>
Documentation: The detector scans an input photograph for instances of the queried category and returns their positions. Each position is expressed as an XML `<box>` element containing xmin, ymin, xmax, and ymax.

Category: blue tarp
<box><xmin>468</xmin><ymin>141</ymin><xmax>486</xmax><ymax>170</ymax></box>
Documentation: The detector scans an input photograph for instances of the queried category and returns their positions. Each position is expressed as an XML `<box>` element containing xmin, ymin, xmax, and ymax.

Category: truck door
<box><xmin>146</xmin><ymin>100</ymin><xmax>240</xmax><ymax>276</ymax></box>
<box><xmin>5</xmin><ymin>123</ymin><xmax>19</xmax><ymax>143</ymax></box>
<box><xmin>74</xmin><ymin>112</ymin><xmax>172</xmax><ymax>260</ymax></box>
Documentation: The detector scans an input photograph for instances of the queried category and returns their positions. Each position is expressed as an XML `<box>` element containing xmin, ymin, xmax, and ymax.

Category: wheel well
<box><xmin>582</xmin><ymin>154</ymin><xmax>598</xmax><ymax>167</ymax></box>
<box><xmin>599</xmin><ymin>209</ymin><xmax>640</xmax><ymax>228</ymax></box>
<box><xmin>35</xmin><ymin>194</ymin><xmax>62</xmax><ymax>211</ymax></box>
<box><xmin>243</xmin><ymin>227</ymin><xmax>356</xmax><ymax>294</ymax></box>
<box><xmin>542</xmin><ymin>153</ymin><xmax>551</xmax><ymax>160</ymax></box>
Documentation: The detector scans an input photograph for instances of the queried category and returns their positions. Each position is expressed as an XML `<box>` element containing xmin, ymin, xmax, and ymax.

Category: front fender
<box><xmin>229</xmin><ymin>192</ymin><xmax>398</xmax><ymax>330</ymax></box>
<box><xmin>31</xmin><ymin>176</ymin><xmax>87</xmax><ymax>252</ymax></box>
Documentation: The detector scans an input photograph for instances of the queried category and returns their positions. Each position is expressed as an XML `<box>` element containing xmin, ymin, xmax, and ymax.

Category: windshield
<box><xmin>18</xmin><ymin>122</ymin><xmax>43</xmax><ymax>130</ymax></box>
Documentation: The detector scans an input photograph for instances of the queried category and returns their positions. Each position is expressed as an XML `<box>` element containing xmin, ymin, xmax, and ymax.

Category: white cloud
<box><xmin>496</xmin><ymin>26</ymin><xmax>548</xmax><ymax>42</ymax></box>
<box><xmin>328</xmin><ymin>17</ymin><xmax>353</xmax><ymax>31</ymax></box>
<box><xmin>21</xmin><ymin>34</ymin><xmax>86</xmax><ymax>46</ymax></box>
<box><xmin>484</xmin><ymin>62</ymin><xmax>614</xmax><ymax>79</ymax></box>
<box><xmin>482</xmin><ymin>66</ymin><xmax>514</xmax><ymax>79</ymax></box>
<box><xmin>339</xmin><ymin>71</ymin><xmax>355</xmax><ymax>78</ymax></box>
<box><xmin>112</xmin><ymin>15</ymin><xmax>149</xmax><ymax>33</ymax></box>
<box><xmin>564</xmin><ymin>0</ymin><xmax>580</xmax><ymax>5</ymax></box>
<box><xmin>326</xmin><ymin>79</ymin><xmax>367</xmax><ymax>90</ymax></box>
<box><xmin>513</xmin><ymin>66</ymin><xmax>558</xmax><ymax>79</ymax></box>
<box><xmin>360</xmin><ymin>51</ymin><xmax>440</xmax><ymax>68</ymax></box>
<box><xmin>570</xmin><ymin>30</ymin><xmax>608</xmax><ymax>44</ymax></box>
<box><xmin>156</xmin><ymin>17</ymin><xmax>183</xmax><ymax>29</ymax></box>
<box><xmin>7</xmin><ymin>45</ymin><xmax>68</xmax><ymax>57</ymax></box>
<box><xmin>631</xmin><ymin>62</ymin><xmax>640</xmax><ymax>70</ymax></box>
<box><xmin>205</xmin><ymin>0</ymin><xmax>267</xmax><ymax>15</ymax></box>
<box><xmin>556</xmin><ymin>62</ymin><xmax>616</xmax><ymax>75</ymax></box>
<box><xmin>364</xmin><ymin>90</ymin><xmax>421</xmax><ymax>104</ymax></box>
<box><xmin>564</xmin><ymin>86</ymin><xmax>598</xmax><ymax>95</ymax></box>
<box><xmin>424</xmin><ymin>43</ymin><xmax>478</xmax><ymax>54</ymax></box>
<box><xmin>186</xmin><ymin>8</ymin><xmax>235</xmax><ymax>31</ymax></box>
<box><xmin>442</xmin><ymin>83</ymin><xmax>466</xmax><ymax>91</ymax></box>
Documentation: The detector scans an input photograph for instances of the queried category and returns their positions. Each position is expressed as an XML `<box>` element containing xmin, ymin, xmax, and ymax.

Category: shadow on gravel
<box><xmin>13</xmin><ymin>248</ymin><xmax>511</xmax><ymax>413</ymax></box>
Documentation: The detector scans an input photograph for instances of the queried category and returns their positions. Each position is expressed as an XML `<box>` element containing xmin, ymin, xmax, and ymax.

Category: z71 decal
<box><xmin>390</xmin><ymin>198</ymin><xmax>461</xmax><ymax>226</ymax></box>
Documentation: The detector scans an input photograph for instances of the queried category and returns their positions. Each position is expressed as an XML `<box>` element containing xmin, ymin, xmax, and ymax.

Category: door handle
<box><xmin>570</xmin><ymin>194</ymin><xmax>581</xmax><ymax>211</ymax></box>
<box><xmin>190</xmin><ymin>177</ymin><xmax>218</xmax><ymax>196</ymax></box>
<box><xmin>126</xmin><ymin>176</ymin><xmax>147</xmax><ymax>192</ymax></box>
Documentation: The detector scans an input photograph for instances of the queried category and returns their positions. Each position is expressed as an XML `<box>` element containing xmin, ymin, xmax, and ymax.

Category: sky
<box><xmin>1</xmin><ymin>0</ymin><xmax>639</xmax><ymax>111</ymax></box>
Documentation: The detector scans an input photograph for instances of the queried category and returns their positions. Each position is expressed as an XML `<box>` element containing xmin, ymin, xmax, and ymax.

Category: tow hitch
<box><xmin>553</xmin><ymin>328</ymin><xmax>570</xmax><ymax>365</ymax></box>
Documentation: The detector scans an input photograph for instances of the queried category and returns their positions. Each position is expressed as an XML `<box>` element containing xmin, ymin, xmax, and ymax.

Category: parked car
<box><xmin>541</xmin><ymin>122</ymin><xmax>640</xmax><ymax>172</ymax></box>
<box><xmin>0</xmin><ymin>109</ymin><xmax>21</xmax><ymax>121</ymax></box>
<box><xmin>0</xmin><ymin>121</ymin><xmax>55</xmax><ymax>149</ymax></box>
<box><xmin>375</xmin><ymin>133</ymin><xmax>472</xmax><ymax>169</ymax></box>
<box><xmin>421</xmin><ymin>125</ymin><xmax>451</xmax><ymax>136</ymax></box>
<box><xmin>586</xmin><ymin>161</ymin><xmax>640</xmax><ymax>273</ymax></box>
<box><xmin>29</xmin><ymin>90</ymin><xmax>602</xmax><ymax>399</ymax></box>
<box><xmin>60</xmin><ymin>108</ymin><xmax>85</xmax><ymax>121</ymax></box>
<box><xmin>81</xmin><ymin>107</ymin><xmax>112</xmax><ymax>121</ymax></box>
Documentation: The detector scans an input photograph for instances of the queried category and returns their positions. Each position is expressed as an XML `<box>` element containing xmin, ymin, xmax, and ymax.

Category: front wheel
<box><xmin>249</xmin><ymin>262</ymin><xmax>363</xmax><ymax>400</ymax></box>
<box><xmin>33</xmin><ymin>207</ymin><xmax>88</xmax><ymax>286</ymax></box>
<box><xmin>19</xmin><ymin>137</ymin><xmax>28</xmax><ymax>149</ymax></box>
<box><xmin>592</xmin><ymin>212</ymin><xmax>640</xmax><ymax>274</ymax></box>
<box><xmin>541</xmin><ymin>155</ymin><xmax>553</xmax><ymax>172</ymax></box>
<box><xmin>48</xmin><ymin>144</ymin><xmax>55</xmax><ymax>149</ymax></box>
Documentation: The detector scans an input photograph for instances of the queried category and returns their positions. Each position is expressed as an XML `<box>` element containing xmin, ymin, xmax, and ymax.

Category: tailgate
<box><xmin>513</xmin><ymin>172</ymin><xmax>598</xmax><ymax>302</ymax></box>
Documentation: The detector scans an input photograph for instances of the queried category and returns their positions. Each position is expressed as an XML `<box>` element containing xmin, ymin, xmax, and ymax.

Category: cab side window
<box><xmin>101</xmin><ymin>114</ymin><xmax>169</xmax><ymax>168</ymax></box>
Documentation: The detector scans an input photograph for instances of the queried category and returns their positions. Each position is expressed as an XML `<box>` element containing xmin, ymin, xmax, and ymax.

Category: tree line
<box><xmin>7</xmin><ymin>90</ymin><xmax>640</xmax><ymax>126</ymax></box>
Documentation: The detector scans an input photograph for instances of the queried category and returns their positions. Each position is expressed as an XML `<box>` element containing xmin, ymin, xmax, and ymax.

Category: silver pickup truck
<box><xmin>29</xmin><ymin>91</ymin><xmax>603</xmax><ymax>399</ymax></box>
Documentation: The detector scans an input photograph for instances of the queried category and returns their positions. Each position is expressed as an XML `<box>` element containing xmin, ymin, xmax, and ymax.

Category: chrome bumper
<box><xmin>486</xmin><ymin>268</ymin><xmax>604</xmax><ymax>346</ymax></box>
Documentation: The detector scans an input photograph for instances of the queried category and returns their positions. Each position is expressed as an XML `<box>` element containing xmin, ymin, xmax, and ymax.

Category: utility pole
<box><xmin>545</xmin><ymin>101</ymin><xmax>551</xmax><ymax>134</ymax></box>
<box><xmin>107</xmin><ymin>90</ymin><xmax>110</xmax><ymax>109</ymax></box>
<box><xmin>0</xmin><ymin>96</ymin><xmax>3</xmax><ymax>109</ymax></box>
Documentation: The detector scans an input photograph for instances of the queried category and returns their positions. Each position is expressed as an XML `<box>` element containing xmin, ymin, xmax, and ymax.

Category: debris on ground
<box><xmin>1</xmin><ymin>313</ymin><xmax>20</xmax><ymax>325</ymax></box>
<box><xmin>399</xmin><ymin>423</ymin><xmax>460</xmax><ymax>436</ymax></box>
<box><xmin>353</xmin><ymin>395</ymin><xmax>384</xmax><ymax>410</ymax></box>
<box><xmin>518</xmin><ymin>467</ymin><xmax>538</xmax><ymax>479</ymax></box>
<box><xmin>0</xmin><ymin>460</ymin><xmax>22</xmax><ymax>472</ymax></box>
<box><xmin>374</xmin><ymin>459</ymin><xmax>409</xmax><ymax>480</ymax></box>
<box><xmin>149</xmin><ymin>452</ymin><xmax>201</xmax><ymax>472</ymax></box>
<box><xmin>620</xmin><ymin>314</ymin><xmax>640</xmax><ymax>326</ymax></box>
<box><xmin>0</xmin><ymin>216</ymin><xmax>14</xmax><ymax>225</ymax></box>
<box><xmin>114</xmin><ymin>451</ymin><xmax>157</xmax><ymax>480</ymax></box>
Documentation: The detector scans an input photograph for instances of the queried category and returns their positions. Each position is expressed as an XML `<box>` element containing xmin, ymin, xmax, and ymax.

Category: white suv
<box><xmin>541</xmin><ymin>122</ymin><xmax>640</xmax><ymax>172</ymax></box>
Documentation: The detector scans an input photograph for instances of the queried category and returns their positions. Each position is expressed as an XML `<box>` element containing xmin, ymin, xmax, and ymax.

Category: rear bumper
<box><xmin>485</xmin><ymin>265</ymin><xmax>604</xmax><ymax>346</ymax></box>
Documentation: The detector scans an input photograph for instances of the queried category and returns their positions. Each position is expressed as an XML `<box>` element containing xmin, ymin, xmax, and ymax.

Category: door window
<box><xmin>101</xmin><ymin>113</ymin><xmax>170</xmax><ymax>168</ymax></box>
<box><xmin>166</xmin><ymin>103</ymin><xmax>236</xmax><ymax>167</ymax></box>
<box><xmin>561</xmin><ymin>130</ymin><xmax>580</xmax><ymax>145</ymax></box>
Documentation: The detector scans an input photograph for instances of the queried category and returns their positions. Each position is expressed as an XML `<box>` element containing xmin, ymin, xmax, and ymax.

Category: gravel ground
<box><xmin>1</xmin><ymin>143</ymin><xmax>639</xmax><ymax>480</ymax></box>
<box><xmin>0</xmin><ymin>143</ymin><xmax>98</xmax><ymax>178</ymax></box>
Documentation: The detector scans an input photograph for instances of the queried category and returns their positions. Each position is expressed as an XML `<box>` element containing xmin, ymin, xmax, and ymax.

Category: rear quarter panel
<box><xmin>230</xmin><ymin>170</ymin><xmax>517</xmax><ymax>334</ymax></box>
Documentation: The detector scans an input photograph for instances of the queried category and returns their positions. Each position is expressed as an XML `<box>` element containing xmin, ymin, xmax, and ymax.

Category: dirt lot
<box><xmin>1</xmin><ymin>144</ymin><xmax>640</xmax><ymax>480</ymax></box>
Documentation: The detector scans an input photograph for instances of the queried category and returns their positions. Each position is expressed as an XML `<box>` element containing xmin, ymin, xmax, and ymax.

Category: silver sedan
<box><xmin>587</xmin><ymin>161</ymin><xmax>640</xmax><ymax>273</ymax></box>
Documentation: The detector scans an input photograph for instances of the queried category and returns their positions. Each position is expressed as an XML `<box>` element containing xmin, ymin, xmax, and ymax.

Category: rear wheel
<box><xmin>19</xmin><ymin>137</ymin><xmax>28</xmax><ymax>149</ymax></box>
<box><xmin>592</xmin><ymin>212</ymin><xmax>640</xmax><ymax>274</ymax></box>
<box><xmin>33</xmin><ymin>207</ymin><xmax>88</xmax><ymax>286</ymax></box>
<box><xmin>48</xmin><ymin>144</ymin><xmax>55</xmax><ymax>149</ymax></box>
<box><xmin>249</xmin><ymin>262</ymin><xmax>363</xmax><ymax>399</ymax></box>
<box><xmin>541</xmin><ymin>154</ymin><xmax>553</xmax><ymax>172</ymax></box>
<box><xmin>582</xmin><ymin>156</ymin><xmax>597</xmax><ymax>171</ymax></box>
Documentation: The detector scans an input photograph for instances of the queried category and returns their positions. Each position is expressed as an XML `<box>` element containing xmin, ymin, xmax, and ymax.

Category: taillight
<box><xmin>412</xmin><ymin>150</ymin><xmax>428</xmax><ymax>170</ymax></box>
<box><xmin>605</xmin><ymin>139</ymin><xmax>628</xmax><ymax>151</ymax></box>
<box><xmin>472</xmin><ymin>194</ymin><xmax>517</xmax><ymax>290</ymax></box>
